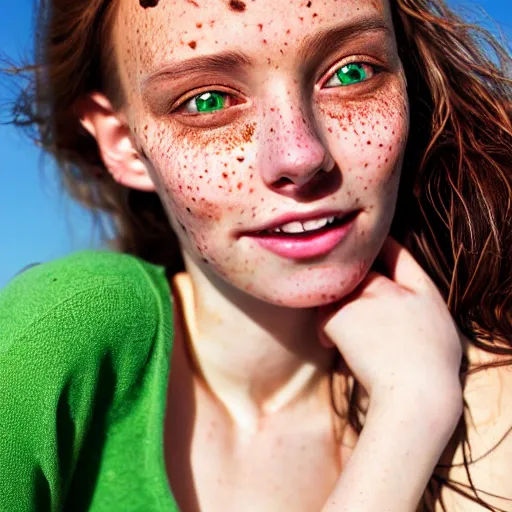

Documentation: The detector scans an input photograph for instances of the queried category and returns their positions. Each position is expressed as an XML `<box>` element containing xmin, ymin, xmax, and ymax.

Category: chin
<box><xmin>237</xmin><ymin>257</ymin><xmax>372</xmax><ymax>309</ymax></box>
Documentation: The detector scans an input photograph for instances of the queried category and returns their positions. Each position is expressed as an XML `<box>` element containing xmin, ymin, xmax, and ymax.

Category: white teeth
<box><xmin>279</xmin><ymin>221</ymin><xmax>304</xmax><ymax>234</ymax></box>
<box><xmin>270</xmin><ymin>215</ymin><xmax>340</xmax><ymax>234</ymax></box>
<box><xmin>302</xmin><ymin>217</ymin><xmax>329</xmax><ymax>232</ymax></box>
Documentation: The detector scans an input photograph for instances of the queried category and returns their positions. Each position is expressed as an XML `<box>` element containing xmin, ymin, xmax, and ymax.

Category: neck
<box><xmin>173</xmin><ymin>258</ymin><xmax>335</xmax><ymax>431</ymax></box>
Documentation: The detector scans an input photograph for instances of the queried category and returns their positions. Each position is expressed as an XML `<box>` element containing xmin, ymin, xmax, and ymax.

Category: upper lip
<box><xmin>243</xmin><ymin>208</ymin><xmax>358</xmax><ymax>235</ymax></box>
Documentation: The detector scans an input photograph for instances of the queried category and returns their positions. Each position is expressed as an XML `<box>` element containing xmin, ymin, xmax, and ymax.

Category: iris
<box><xmin>335</xmin><ymin>63</ymin><xmax>368</xmax><ymax>85</ymax></box>
<box><xmin>193</xmin><ymin>92</ymin><xmax>225</xmax><ymax>113</ymax></box>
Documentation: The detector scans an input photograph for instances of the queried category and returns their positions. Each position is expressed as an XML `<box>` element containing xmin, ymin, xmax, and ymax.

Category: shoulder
<box><xmin>437</xmin><ymin>346</ymin><xmax>512</xmax><ymax>510</ymax></box>
<box><xmin>0</xmin><ymin>251</ymin><xmax>174</xmax><ymax>507</ymax></box>
<box><xmin>0</xmin><ymin>249</ymin><xmax>173</xmax><ymax>374</ymax></box>
<box><xmin>2</xmin><ymin>249</ymin><xmax>169</xmax><ymax>309</ymax></box>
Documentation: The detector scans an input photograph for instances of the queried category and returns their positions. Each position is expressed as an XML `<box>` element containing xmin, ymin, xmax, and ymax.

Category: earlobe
<box><xmin>74</xmin><ymin>92</ymin><xmax>156</xmax><ymax>192</ymax></box>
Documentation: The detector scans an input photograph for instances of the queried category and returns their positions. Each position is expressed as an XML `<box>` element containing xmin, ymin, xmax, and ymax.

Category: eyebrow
<box><xmin>141</xmin><ymin>15</ymin><xmax>390</xmax><ymax>90</ymax></box>
<box><xmin>141</xmin><ymin>51</ymin><xmax>254</xmax><ymax>89</ymax></box>
<box><xmin>298</xmin><ymin>16</ymin><xmax>391</xmax><ymax>61</ymax></box>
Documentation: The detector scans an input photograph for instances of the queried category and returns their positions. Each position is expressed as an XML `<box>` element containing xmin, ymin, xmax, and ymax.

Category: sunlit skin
<box><xmin>87</xmin><ymin>0</ymin><xmax>410</xmax><ymax>509</ymax></box>
<box><xmin>116</xmin><ymin>0</ymin><xmax>408</xmax><ymax>307</ymax></box>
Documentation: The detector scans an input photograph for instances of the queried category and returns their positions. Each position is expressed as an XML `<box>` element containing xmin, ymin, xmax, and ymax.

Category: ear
<box><xmin>74</xmin><ymin>92</ymin><xmax>156</xmax><ymax>192</ymax></box>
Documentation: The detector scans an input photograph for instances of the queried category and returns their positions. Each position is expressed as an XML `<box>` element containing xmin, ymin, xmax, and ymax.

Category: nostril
<box><xmin>274</xmin><ymin>176</ymin><xmax>295</xmax><ymax>188</ymax></box>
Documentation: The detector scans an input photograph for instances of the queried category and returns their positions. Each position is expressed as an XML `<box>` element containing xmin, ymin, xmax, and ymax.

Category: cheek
<box><xmin>319</xmin><ymin>84</ymin><xmax>409</xmax><ymax>189</ymax></box>
<box><xmin>140</xmin><ymin>120</ymin><xmax>258</xmax><ymax>228</ymax></box>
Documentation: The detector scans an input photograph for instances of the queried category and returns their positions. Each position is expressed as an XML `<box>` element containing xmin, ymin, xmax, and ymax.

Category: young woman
<box><xmin>1</xmin><ymin>0</ymin><xmax>511</xmax><ymax>510</ymax></box>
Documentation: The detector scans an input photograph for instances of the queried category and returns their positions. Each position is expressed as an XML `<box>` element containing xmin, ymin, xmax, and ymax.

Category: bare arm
<box><xmin>317</xmin><ymin>238</ymin><xmax>464</xmax><ymax>512</ymax></box>
<box><xmin>322</xmin><ymin>391</ymin><xmax>462</xmax><ymax>512</ymax></box>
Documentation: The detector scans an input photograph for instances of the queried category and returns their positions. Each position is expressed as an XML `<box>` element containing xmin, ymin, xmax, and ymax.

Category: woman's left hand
<box><xmin>316</xmin><ymin>235</ymin><xmax>463</xmax><ymax>412</ymax></box>
<box><xmin>317</xmin><ymin>236</ymin><xmax>464</xmax><ymax>512</ymax></box>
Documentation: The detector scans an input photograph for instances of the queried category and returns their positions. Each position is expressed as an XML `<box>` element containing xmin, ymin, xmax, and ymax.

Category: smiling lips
<box><xmin>244</xmin><ymin>209</ymin><xmax>359</xmax><ymax>260</ymax></box>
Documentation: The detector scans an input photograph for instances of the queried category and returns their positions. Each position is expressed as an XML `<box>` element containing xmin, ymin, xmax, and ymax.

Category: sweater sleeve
<box><xmin>0</xmin><ymin>250</ymin><xmax>164</xmax><ymax>512</ymax></box>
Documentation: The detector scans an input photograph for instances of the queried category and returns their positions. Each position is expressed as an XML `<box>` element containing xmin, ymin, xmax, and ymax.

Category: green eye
<box><xmin>185</xmin><ymin>91</ymin><xmax>227</xmax><ymax>114</ymax></box>
<box><xmin>325</xmin><ymin>62</ymin><xmax>375</xmax><ymax>88</ymax></box>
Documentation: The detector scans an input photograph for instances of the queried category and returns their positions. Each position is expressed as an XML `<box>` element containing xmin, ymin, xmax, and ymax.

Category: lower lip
<box><xmin>247</xmin><ymin>212</ymin><xmax>358</xmax><ymax>260</ymax></box>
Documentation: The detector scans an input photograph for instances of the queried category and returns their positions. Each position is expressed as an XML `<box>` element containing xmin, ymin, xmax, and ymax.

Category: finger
<box><xmin>377</xmin><ymin>236</ymin><xmax>436</xmax><ymax>294</ymax></box>
<box><xmin>344</xmin><ymin>270</ymin><xmax>399</xmax><ymax>301</ymax></box>
<box><xmin>317</xmin><ymin>271</ymin><xmax>397</xmax><ymax>344</ymax></box>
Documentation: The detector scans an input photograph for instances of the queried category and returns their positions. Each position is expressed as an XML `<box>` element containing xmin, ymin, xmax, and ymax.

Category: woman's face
<box><xmin>113</xmin><ymin>0</ymin><xmax>409</xmax><ymax>307</ymax></box>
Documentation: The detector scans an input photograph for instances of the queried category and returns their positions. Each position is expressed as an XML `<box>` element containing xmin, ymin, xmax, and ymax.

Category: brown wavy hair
<box><xmin>5</xmin><ymin>0</ymin><xmax>512</xmax><ymax>510</ymax></box>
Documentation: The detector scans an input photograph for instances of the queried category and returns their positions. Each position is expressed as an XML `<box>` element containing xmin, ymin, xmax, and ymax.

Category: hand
<box><xmin>317</xmin><ymin>236</ymin><xmax>463</xmax><ymax>410</ymax></box>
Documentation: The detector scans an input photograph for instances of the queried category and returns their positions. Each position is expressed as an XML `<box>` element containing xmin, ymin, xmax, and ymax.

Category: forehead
<box><xmin>114</xmin><ymin>0</ymin><xmax>392</xmax><ymax>81</ymax></box>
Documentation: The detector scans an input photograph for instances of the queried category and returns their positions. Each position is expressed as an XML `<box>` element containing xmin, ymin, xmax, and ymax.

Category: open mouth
<box><xmin>254</xmin><ymin>210</ymin><xmax>359</xmax><ymax>239</ymax></box>
<box><xmin>248</xmin><ymin>210</ymin><xmax>360</xmax><ymax>260</ymax></box>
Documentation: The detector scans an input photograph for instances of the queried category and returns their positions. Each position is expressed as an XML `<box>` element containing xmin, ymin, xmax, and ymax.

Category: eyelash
<box><xmin>173</xmin><ymin>60</ymin><xmax>380</xmax><ymax>115</ymax></box>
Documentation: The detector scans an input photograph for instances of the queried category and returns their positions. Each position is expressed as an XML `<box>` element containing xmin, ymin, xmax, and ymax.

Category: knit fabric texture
<box><xmin>0</xmin><ymin>250</ymin><xmax>179</xmax><ymax>511</ymax></box>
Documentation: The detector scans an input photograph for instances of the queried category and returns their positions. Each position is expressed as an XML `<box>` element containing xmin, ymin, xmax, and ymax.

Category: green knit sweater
<box><xmin>0</xmin><ymin>250</ymin><xmax>179</xmax><ymax>511</ymax></box>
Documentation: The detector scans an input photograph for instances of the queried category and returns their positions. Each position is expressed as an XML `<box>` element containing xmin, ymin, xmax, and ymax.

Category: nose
<box><xmin>258</xmin><ymin>98</ymin><xmax>335</xmax><ymax>193</ymax></box>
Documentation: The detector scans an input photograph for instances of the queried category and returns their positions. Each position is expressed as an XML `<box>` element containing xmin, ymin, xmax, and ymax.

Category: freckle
<box><xmin>242</xmin><ymin>123</ymin><xmax>256</xmax><ymax>142</ymax></box>
<box><xmin>228</xmin><ymin>0</ymin><xmax>246</xmax><ymax>12</ymax></box>
<box><xmin>188</xmin><ymin>41</ymin><xmax>197</xmax><ymax>49</ymax></box>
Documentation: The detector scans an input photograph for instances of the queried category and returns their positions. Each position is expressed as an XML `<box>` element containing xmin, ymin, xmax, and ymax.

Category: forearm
<box><xmin>322</xmin><ymin>391</ymin><xmax>462</xmax><ymax>512</ymax></box>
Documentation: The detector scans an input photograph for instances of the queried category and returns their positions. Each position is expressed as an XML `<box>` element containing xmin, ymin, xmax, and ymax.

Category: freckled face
<box><xmin>113</xmin><ymin>0</ymin><xmax>409</xmax><ymax>307</ymax></box>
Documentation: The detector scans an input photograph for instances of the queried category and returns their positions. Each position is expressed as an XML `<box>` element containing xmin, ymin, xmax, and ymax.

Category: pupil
<box><xmin>196</xmin><ymin>92</ymin><xmax>223</xmax><ymax>112</ymax></box>
<box><xmin>337</xmin><ymin>64</ymin><xmax>366</xmax><ymax>85</ymax></box>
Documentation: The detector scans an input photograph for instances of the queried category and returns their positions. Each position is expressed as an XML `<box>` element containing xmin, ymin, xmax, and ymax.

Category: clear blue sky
<box><xmin>1</xmin><ymin>0</ymin><xmax>510</xmax><ymax>287</ymax></box>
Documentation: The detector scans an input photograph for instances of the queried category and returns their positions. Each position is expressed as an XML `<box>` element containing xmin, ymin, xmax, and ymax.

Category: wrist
<box><xmin>368</xmin><ymin>383</ymin><xmax>463</xmax><ymax>439</ymax></box>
